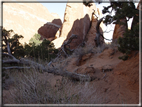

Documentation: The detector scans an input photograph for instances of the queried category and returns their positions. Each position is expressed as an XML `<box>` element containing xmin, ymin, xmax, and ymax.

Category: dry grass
<box><xmin>72</xmin><ymin>42</ymin><xmax>118</xmax><ymax>58</ymax></box>
<box><xmin>3</xmin><ymin>62</ymin><xmax>101</xmax><ymax>104</ymax></box>
<box><xmin>3</xmin><ymin>65</ymin><xmax>82</xmax><ymax>104</ymax></box>
<box><xmin>3</xmin><ymin>42</ymin><xmax>120</xmax><ymax>104</ymax></box>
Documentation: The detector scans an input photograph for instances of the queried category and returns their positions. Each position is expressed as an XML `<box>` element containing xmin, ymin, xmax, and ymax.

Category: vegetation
<box><xmin>2</xmin><ymin>28</ymin><xmax>59</xmax><ymax>62</ymax></box>
<box><xmin>2</xmin><ymin>28</ymin><xmax>25</xmax><ymax>58</ymax></box>
<box><xmin>29</xmin><ymin>33</ymin><xmax>42</xmax><ymax>46</ymax></box>
<box><xmin>25</xmin><ymin>39</ymin><xmax>58</xmax><ymax>62</ymax></box>
<box><xmin>102</xmin><ymin>1</ymin><xmax>139</xmax><ymax>60</ymax></box>
<box><xmin>2</xmin><ymin>1</ymin><xmax>139</xmax><ymax>104</ymax></box>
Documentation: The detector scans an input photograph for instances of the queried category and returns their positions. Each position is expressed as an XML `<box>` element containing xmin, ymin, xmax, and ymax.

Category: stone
<box><xmin>3</xmin><ymin>3</ymin><xmax>61</xmax><ymax>44</ymax></box>
<box><xmin>74</xmin><ymin>66</ymin><xmax>95</xmax><ymax>74</ymax></box>
<box><xmin>112</xmin><ymin>19</ymin><xmax>127</xmax><ymax>42</ymax></box>
<box><xmin>51</xmin><ymin>18</ymin><xmax>62</xmax><ymax>26</ymax></box>
<box><xmin>101</xmin><ymin>65</ymin><xmax>113</xmax><ymax>72</ymax></box>
<box><xmin>85</xmin><ymin>12</ymin><xmax>104</xmax><ymax>46</ymax></box>
<box><xmin>84</xmin><ymin>67</ymin><xmax>95</xmax><ymax>74</ymax></box>
<box><xmin>76</xmin><ymin>52</ymin><xmax>93</xmax><ymax>66</ymax></box>
<box><xmin>81</xmin><ymin>53</ymin><xmax>93</xmax><ymax>61</ymax></box>
<box><xmin>38</xmin><ymin>22</ymin><xmax>61</xmax><ymax>40</ymax></box>
<box><xmin>53</xmin><ymin>2</ymin><xmax>99</xmax><ymax>49</ymax></box>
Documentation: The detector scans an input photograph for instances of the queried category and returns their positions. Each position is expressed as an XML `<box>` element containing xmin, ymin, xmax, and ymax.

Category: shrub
<box><xmin>25</xmin><ymin>39</ymin><xmax>58</xmax><ymax>62</ymax></box>
<box><xmin>118</xmin><ymin>24</ymin><xmax>139</xmax><ymax>60</ymax></box>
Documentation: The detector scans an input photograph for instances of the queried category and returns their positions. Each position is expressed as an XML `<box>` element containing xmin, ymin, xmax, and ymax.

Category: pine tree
<box><xmin>102</xmin><ymin>1</ymin><xmax>139</xmax><ymax>60</ymax></box>
<box><xmin>2</xmin><ymin>28</ymin><xmax>25</xmax><ymax>58</ymax></box>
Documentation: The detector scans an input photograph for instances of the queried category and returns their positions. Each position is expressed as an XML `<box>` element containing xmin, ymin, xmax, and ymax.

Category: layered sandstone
<box><xmin>52</xmin><ymin>2</ymin><xmax>100</xmax><ymax>49</ymax></box>
<box><xmin>38</xmin><ymin>21</ymin><xmax>62</xmax><ymax>41</ymax></box>
<box><xmin>85</xmin><ymin>9</ymin><xmax>104</xmax><ymax>46</ymax></box>
<box><xmin>3</xmin><ymin>3</ymin><xmax>61</xmax><ymax>44</ymax></box>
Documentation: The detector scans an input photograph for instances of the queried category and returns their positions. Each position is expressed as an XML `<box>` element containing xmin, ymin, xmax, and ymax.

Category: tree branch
<box><xmin>3</xmin><ymin>66</ymin><xmax>30</xmax><ymax>70</ymax></box>
<box><xmin>2</xmin><ymin>53</ymin><xmax>17</xmax><ymax>60</ymax></box>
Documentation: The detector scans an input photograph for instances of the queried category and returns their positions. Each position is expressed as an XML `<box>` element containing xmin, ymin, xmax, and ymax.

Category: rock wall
<box><xmin>3</xmin><ymin>3</ymin><xmax>61</xmax><ymax>44</ymax></box>
<box><xmin>112</xmin><ymin>19</ymin><xmax>127</xmax><ymax>41</ymax></box>
<box><xmin>85</xmin><ymin>8</ymin><xmax>104</xmax><ymax>46</ymax></box>
<box><xmin>52</xmin><ymin>2</ymin><xmax>99</xmax><ymax>49</ymax></box>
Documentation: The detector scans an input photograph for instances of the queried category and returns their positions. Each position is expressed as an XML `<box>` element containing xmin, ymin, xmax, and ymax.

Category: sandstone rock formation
<box><xmin>3</xmin><ymin>3</ymin><xmax>61</xmax><ymax>44</ymax></box>
<box><xmin>85</xmin><ymin>11</ymin><xmax>104</xmax><ymax>46</ymax></box>
<box><xmin>112</xmin><ymin>19</ymin><xmax>127</xmax><ymax>42</ymax></box>
<box><xmin>38</xmin><ymin>21</ymin><xmax>62</xmax><ymax>41</ymax></box>
<box><xmin>52</xmin><ymin>2</ymin><xmax>101</xmax><ymax>49</ymax></box>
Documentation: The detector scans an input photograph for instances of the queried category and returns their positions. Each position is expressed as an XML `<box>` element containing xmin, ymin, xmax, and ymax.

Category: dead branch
<box><xmin>61</xmin><ymin>34</ymin><xmax>78</xmax><ymax>57</ymax></box>
<box><xmin>95</xmin><ymin>17</ymin><xmax>105</xmax><ymax>47</ymax></box>
<box><xmin>20</xmin><ymin>58</ymin><xmax>95</xmax><ymax>81</ymax></box>
<box><xmin>3</xmin><ymin>59</ymin><xmax>20</xmax><ymax>64</ymax></box>
<box><xmin>2</xmin><ymin>33</ymin><xmax>95</xmax><ymax>81</ymax></box>
<box><xmin>48</xmin><ymin>34</ymin><xmax>78</xmax><ymax>67</ymax></box>
<box><xmin>76</xmin><ymin>54</ymin><xmax>83</xmax><ymax>66</ymax></box>
<box><xmin>3</xmin><ymin>56</ymin><xmax>95</xmax><ymax>81</ymax></box>
<box><xmin>3</xmin><ymin>66</ymin><xmax>30</xmax><ymax>70</ymax></box>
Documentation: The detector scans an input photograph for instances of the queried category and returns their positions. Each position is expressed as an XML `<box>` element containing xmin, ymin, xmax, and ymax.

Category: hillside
<box><xmin>2</xmin><ymin>1</ymin><xmax>140</xmax><ymax>105</ymax></box>
<box><xmin>3</xmin><ymin>3</ymin><xmax>61</xmax><ymax>44</ymax></box>
<box><xmin>2</xmin><ymin>44</ymin><xmax>139</xmax><ymax>104</ymax></box>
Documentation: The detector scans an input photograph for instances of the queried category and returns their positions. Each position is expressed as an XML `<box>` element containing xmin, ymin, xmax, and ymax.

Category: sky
<box><xmin>40</xmin><ymin>1</ymin><xmax>139</xmax><ymax>43</ymax></box>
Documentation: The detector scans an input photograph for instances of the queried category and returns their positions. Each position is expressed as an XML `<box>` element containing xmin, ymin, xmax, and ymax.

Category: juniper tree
<box><xmin>2</xmin><ymin>28</ymin><xmax>25</xmax><ymax>58</ymax></box>
<box><xmin>102</xmin><ymin>1</ymin><xmax>139</xmax><ymax>60</ymax></box>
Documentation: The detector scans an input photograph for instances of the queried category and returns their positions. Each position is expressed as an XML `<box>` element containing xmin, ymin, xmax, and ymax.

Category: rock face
<box><xmin>38</xmin><ymin>21</ymin><xmax>62</xmax><ymax>41</ymax></box>
<box><xmin>3</xmin><ymin>3</ymin><xmax>61</xmax><ymax>44</ymax></box>
<box><xmin>52</xmin><ymin>2</ymin><xmax>100</xmax><ymax>49</ymax></box>
<box><xmin>85</xmin><ymin>11</ymin><xmax>104</xmax><ymax>46</ymax></box>
<box><xmin>112</xmin><ymin>19</ymin><xmax>127</xmax><ymax>42</ymax></box>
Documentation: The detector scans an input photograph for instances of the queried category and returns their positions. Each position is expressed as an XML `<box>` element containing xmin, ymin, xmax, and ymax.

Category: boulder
<box><xmin>53</xmin><ymin>2</ymin><xmax>99</xmax><ymax>49</ymax></box>
<box><xmin>74</xmin><ymin>66</ymin><xmax>95</xmax><ymax>74</ymax></box>
<box><xmin>52</xmin><ymin>19</ymin><xmax>62</xmax><ymax>26</ymax></box>
<box><xmin>101</xmin><ymin>65</ymin><xmax>113</xmax><ymax>72</ymax></box>
<box><xmin>38</xmin><ymin>21</ymin><xmax>61</xmax><ymax>40</ymax></box>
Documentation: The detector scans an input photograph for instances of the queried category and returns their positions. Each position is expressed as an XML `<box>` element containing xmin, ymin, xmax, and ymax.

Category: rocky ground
<box><xmin>2</xmin><ymin>45</ymin><xmax>139</xmax><ymax>104</ymax></box>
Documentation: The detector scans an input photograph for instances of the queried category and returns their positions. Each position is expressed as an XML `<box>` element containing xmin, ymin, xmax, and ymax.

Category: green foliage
<box><xmin>2</xmin><ymin>28</ymin><xmax>25</xmax><ymax>58</ymax></box>
<box><xmin>29</xmin><ymin>33</ymin><xmax>42</xmax><ymax>46</ymax></box>
<box><xmin>118</xmin><ymin>55</ymin><xmax>129</xmax><ymax>61</ymax></box>
<box><xmin>118</xmin><ymin>24</ymin><xmax>139</xmax><ymax>58</ymax></box>
<box><xmin>102</xmin><ymin>2</ymin><xmax>139</xmax><ymax>60</ymax></box>
<box><xmin>102</xmin><ymin>2</ymin><xmax>138</xmax><ymax>25</ymax></box>
<box><xmin>25</xmin><ymin>39</ymin><xmax>58</xmax><ymax>62</ymax></box>
<box><xmin>2</xmin><ymin>28</ymin><xmax>58</xmax><ymax>62</ymax></box>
